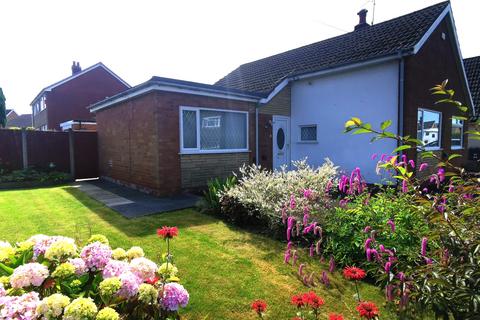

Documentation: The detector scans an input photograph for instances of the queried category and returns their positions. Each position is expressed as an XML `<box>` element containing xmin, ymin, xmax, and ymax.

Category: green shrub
<box><xmin>0</xmin><ymin>168</ymin><xmax>71</xmax><ymax>183</ymax></box>
<box><xmin>198</xmin><ymin>176</ymin><xmax>237</xmax><ymax>214</ymax></box>
<box><xmin>323</xmin><ymin>189</ymin><xmax>431</xmax><ymax>267</ymax></box>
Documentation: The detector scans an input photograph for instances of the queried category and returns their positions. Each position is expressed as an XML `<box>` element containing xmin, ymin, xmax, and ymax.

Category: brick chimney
<box><xmin>355</xmin><ymin>9</ymin><xmax>370</xmax><ymax>31</ymax></box>
<box><xmin>71</xmin><ymin>61</ymin><xmax>82</xmax><ymax>75</ymax></box>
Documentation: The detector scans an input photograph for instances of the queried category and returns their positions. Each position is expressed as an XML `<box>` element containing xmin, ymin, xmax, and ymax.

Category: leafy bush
<box><xmin>322</xmin><ymin>189</ymin><xmax>431</xmax><ymax>267</ymax></box>
<box><xmin>198</xmin><ymin>176</ymin><xmax>237</xmax><ymax>214</ymax></box>
<box><xmin>0</xmin><ymin>230</ymin><xmax>189</xmax><ymax>319</ymax></box>
<box><xmin>221</xmin><ymin>159</ymin><xmax>338</xmax><ymax>234</ymax></box>
<box><xmin>0</xmin><ymin>168</ymin><xmax>71</xmax><ymax>183</ymax></box>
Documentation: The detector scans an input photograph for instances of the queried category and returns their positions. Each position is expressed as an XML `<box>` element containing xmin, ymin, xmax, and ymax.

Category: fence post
<box><xmin>21</xmin><ymin>129</ymin><xmax>28</xmax><ymax>169</ymax></box>
<box><xmin>69</xmin><ymin>130</ymin><xmax>76</xmax><ymax>178</ymax></box>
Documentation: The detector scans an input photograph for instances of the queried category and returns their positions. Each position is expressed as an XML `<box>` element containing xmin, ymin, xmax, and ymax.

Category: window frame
<box><xmin>417</xmin><ymin>108</ymin><xmax>442</xmax><ymax>151</ymax></box>
<box><xmin>298</xmin><ymin>124</ymin><xmax>318</xmax><ymax>143</ymax></box>
<box><xmin>450</xmin><ymin>117</ymin><xmax>464</xmax><ymax>150</ymax></box>
<box><xmin>179</xmin><ymin>106</ymin><xmax>249</xmax><ymax>154</ymax></box>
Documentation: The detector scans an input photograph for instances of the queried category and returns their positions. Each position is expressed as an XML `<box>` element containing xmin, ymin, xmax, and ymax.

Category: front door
<box><xmin>272</xmin><ymin>116</ymin><xmax>290</xmax><ymax>170</ymax></box>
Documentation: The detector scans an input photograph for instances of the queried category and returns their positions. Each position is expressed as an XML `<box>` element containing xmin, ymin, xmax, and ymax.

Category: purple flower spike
<box><xmin>363</xmin><ymin>226</ymin><xmax>372</xmax><ymax>233</ymax></box>
<box><xmin>284</xmin><ymin>250</ymin><xmax>291</xmax><ymax>264</ymax></box>
<box><xmin>379</xmin><ymin>244</ymin><xmax>385</xmax><ymax>252</ymax></box>
<box><xmin>298</xmin><ymin>263</ymin><xmax>305</xmax><ymax>276</ymax></box>
<box><xmin>329</xmin><ymin>256</ymin><xmax>335</xmax><ymax>273</ymax></box>
<box><xmin>371</xmin><ymin>153</ymin><xmax>378</xmax><ymax>160</ymax></box>
<box><xmin>402</xmin><ymin>180</ymin><xmax>408</xmax><ymax>193</ymax></box>
<box><xmin>293</xmin><ymin>251</ymin><xmax>298</xmax><ymax>265</ymax></box>
<box><xmin>384</xmin><ymin>261</ymin><xmax>392</xmax><ymax>273</ymax></box>
<box><xmin>387</xmin><ymin>219</ymin><xmax>396</xmax><ymax>232</ymax></box>
<box><xmin>397</xmin><ymin>272</ymin><xmax>406</xmax><ymax>282</ymax></box>
<box><xmin>289</xmin><ymin>194</ymin><xmax>296</xmax><ymax>209</ymax></box>
<box><xmin>364</xmin><ymin>238</ymin><xmax>372</xmax><ymax>250</ymax></box>
<box><xmin>287</xmin><ymin>242</ymin><xmax>293</xmax><ymax>250</ymax></box>
<box><xmin>438</xmin><ymin>168</ymin><xmax>445</xmax><ymax>182</ymax></box>
<box><xmin>315</xmin><ymin>240</ymin><xmax>322</xmax><ymax>255</ymax></box>
<box><xmin>419</xmin><ymin>163</ymin><xmax>428</xmax><ymax>172</ymax></box>
<box><xmin>281</xmin><ymin>206</ymin><xmax>287</xmax><ymax>224</ymax></box>
<box><xmin>448</xmin><ymin>184</ymin><xmax>454</xmax><ymax>193</ymax></box>
<box><xmin>303</xmin><ymin>188</ymin><xmax>313</xmax><ymax>199</ymax></box>
<box><xmin>385</xmin><ymin>285</ymin><xmax>394</xmax><ymax>302</ymax></box>
<box><xmin>424</xmin><ymin>257</ymin><xmax>433</xmax><ymax>265</ymax></box>
<box><xmin>421</xmin><ymin>237</ymin><xmax>428</xmax><ymax>257</ymax></box>
<box><xmin>366</xmin><ymin>248</ymin><xmax>372</xmax><ymax>261</ymax></box>
<box><xmin>309</xmin><ymin>244</ymin><xmax>314</xmax><ymax>257</ymax></box>
<box><xmin>408</xmin><ymin>159</ymin><xmax>415</xmax><ymax>168</ymax></box>
<box><xmin>322</xmin><ymin>271</ymin><xmax>330</xmax><ymax>287</ymax></box>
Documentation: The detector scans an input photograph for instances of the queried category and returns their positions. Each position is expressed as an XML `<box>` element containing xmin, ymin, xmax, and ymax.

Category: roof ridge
<box><xmin>235</xmin><ymin>1</ymin><xmax>449</xmax><ymax>69</ymax></box>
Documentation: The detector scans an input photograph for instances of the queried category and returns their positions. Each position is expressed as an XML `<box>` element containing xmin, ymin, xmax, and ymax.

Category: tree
<box><xmin>0</xmin><ymin>87</ymin><xmax>6</xmax><ymax>128</ymax></box>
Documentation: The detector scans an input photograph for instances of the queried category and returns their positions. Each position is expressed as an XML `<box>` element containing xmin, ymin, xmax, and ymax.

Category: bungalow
<box><xmin>90</xmin><ymin>1</ymin><xmax>473</xmax><ymax>196</ymax></box>
<box><xmin>464</xmin><ymin>55</ymin><xmax>480</xmax><ymax>163</ymax></box>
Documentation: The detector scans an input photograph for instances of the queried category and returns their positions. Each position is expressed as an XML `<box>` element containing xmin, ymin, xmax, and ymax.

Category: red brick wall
<box><xmin>258</xmin><ymin>113</ymin><xmax>273</xmax><ymax>169</ymax></box>
<box><xmin>95</xmin><ymin>91</ymin><xmax>257</xmax><ymax>195</ymax></box>
<box><xmin>44</xmin><ymin>67</ymin><xmax>129</xmax><ymax>131</ymax></box>
<box><xmin>404</xmin><ymin>16</ymin><xmax>470</xmax><ymax>165</ymax></box>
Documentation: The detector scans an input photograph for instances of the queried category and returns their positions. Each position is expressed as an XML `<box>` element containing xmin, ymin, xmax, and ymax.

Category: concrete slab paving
<box><xmin>73</xmin><ymin>180</ymin><xmax>200</xmax><ymax>218</ymax></box>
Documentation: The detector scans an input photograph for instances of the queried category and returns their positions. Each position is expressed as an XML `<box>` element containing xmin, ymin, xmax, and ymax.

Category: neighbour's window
<box><xmin>451</xmin><ymin>118</ymin><xmax>464</xmax><ymax>148</ymax></box>
<box><xmin>300</xmin><ymin>125</ymin><xmax>317</xmax><ymax>142</ymax></box>
<box><xmin>417</xmin><ymin>109</ymin><xmax>441</xmax><ymax>149</ymax></box>
<box><xmin>180</xmin><ymin>107</ymin><xmax>248</xmax><ymax>152</ymax></box>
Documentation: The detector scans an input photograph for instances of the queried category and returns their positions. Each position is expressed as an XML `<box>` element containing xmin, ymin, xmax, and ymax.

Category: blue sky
<box><xmin>1</xmin><ymin>0</ymin><xmax>478</xmax><ymax>115</ymax></box>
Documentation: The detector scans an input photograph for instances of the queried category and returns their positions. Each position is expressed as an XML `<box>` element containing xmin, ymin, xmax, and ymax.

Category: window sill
<box><xmin>297</xmin><ymin>141</ymin><xmax>318</xmax><ymax>144</ymax></box>
<box><xmin>424</xmin><ymin>147</ymin><xmax>443</xmax><ymax>151</ymax></box>
<box><xmin>179</xmin><ymin>149</ymin><xmax>250</xmax><ymax>155</ymax></box>
<box><xmin>451</xmin><ymin>146</ymin><xmax>464</xmax><ymax>150</ymax></box>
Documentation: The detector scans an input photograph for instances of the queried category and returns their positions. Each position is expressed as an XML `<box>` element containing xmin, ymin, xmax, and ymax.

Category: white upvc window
<box><xmin>299</xmin><ymin>125</ymin><xmax>317</xmax><ymax>143</ymax></box>
<box><xmin>179</xmin><ymin>106</ymin><xmax>249</xmax><ymax>154</ymax></box>
<box><xmin>417</xmin><ymin>108</ymin><xmax>442</xmax><ymax>150</ymax></box>
<box><xmin>451</xmin><ymin>118</ymin><xmax>464</xmax><ymax>149</ymax></box>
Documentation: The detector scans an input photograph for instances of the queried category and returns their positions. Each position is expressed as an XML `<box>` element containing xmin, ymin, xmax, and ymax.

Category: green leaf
<box><xmin>421</xmin><ymin>151</ymin><xmax>434</xmax><ymax>159</ymax></box>
<box><xmin>0</xmin><ymin>262</ymin><xmax>14</xmax><ymax>275</ymax></box>
<box><xmin>452</xmin><ymin>115</ymin><xmax>468</xmax><ymax>121</ymax></box>
<box><xmin>448</xmin><ymin>154</ymin><xmax>462</xmax><ymax>161</ymax></box>
<box><xmin>380</xmin><ymin>120</ymin><xmax>392</xmax><ymax>131</ymax></box>
<box><xmin>352</xmin><ymin>128</ymin><xmax>372</xmax><ymax>135</ymax></box>
<box><xmin>392</xmin><ymin>145</ymin><xmax>411</xmax><ymax>153</ymax></box>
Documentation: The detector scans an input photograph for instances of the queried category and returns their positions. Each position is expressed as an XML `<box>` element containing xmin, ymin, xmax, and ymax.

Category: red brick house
<box><xmin>90</xmin><ymin>1</ymin><xmax>474</xmax><ymax>196</ymax></box>
<box><xmin>6</xmin><ymin>109</ymin><xmax>18</xmax><ymax>122</ymax></box>
<box><xmin>31</xmin><ymin>62</ymin><xmax>130</xmax><ymax>131</ymax></box>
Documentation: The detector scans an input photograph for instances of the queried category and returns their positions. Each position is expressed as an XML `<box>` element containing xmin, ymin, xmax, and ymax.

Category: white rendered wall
<box><xmin>290</xmin><ymin>61</ymin><xmax>399</xmax><ymax>183</ymax></box>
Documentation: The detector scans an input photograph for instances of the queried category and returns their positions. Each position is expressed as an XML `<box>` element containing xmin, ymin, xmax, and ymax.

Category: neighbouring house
<box><xmin>31</xmin><ymin>62</ymin><xmax>130</xmax><ymax>131</ymax></box>
<box><xmin>89</xmin><ymin>1</ymin><xmax>474</xmax><ymax>196</ymax></box>
<box><xmin>6</xmin><ymin>114</ymin><xmax>33</xmax><ymax>128</ymax></box>
<box><xmin>464</xmin><ymin>56</ymin><xmax>480</xmax><ymax>165</ymax></box>
<box><xmin>6</xmin><ymin>109</ymin><xmax>18</xmax><ymax>122</ymax></box>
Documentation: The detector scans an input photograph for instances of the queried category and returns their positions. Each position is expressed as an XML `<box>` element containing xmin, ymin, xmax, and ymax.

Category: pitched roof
<box><xmin>215</xmin><ymin>1</ymin><xmax>450</xmax><ymax>94</ymax></box>
<box><xmin>6</xmin><ymin>114</ymin><xmax>32</xmax><ymax>128</ymax></box>
<box><xmin>464</xmin><ymin>56</ymin><xmax>480</xmax><ymax>116</ymax></box>
<box><xmin>31</xmin><ymin>62</ymin><xmax>130</xmax><ymax>105</ymax></box>
<box><xmin>6</xmin><ymin>109</ymin><xmax>13</xmax><ymax>115</ymax></box>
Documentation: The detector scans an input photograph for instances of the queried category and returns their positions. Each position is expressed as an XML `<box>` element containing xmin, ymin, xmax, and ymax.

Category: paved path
<box><xmin>74</xmin><ymin>180</ymin><xmax>200</xmax><ymax>218</ymax></box>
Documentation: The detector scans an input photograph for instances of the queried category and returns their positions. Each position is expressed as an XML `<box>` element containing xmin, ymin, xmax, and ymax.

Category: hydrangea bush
<box><xmin>0</xmin><ymin>228</ymin><xmax>189</xmax><ymax>319</ymax></box>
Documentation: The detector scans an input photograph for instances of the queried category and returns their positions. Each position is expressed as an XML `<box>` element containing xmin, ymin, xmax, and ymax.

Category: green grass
<box><xmin>0</xmin><ymin>185</ymin><xmax>395</xmax><ymax>319</ymax></box>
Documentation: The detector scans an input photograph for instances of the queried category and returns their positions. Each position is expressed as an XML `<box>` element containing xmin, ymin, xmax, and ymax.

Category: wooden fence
<box><xmin>0</xmin><ymin>129</ymin><xmax>98</xmax><ymax>179</ymax></box>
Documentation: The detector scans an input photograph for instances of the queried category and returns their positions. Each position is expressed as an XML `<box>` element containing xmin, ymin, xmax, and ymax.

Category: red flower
<box><xmin>329</xmin><ymin>314</ymin><xmax>344</xmax><ymax>320</ymax></box>
<box><xmin>291</xmin><ymin>294</ymin><xmax>305</xmax><ymax>308</ymax></box>
<box><xmin>43</xmin><ymin>278</ymin><xmax>55</xmax><ymax>289</ymax></box>
<box><xmin>291</xmin><ymin>318</ymin><xmax>302</xmax><ymax>320</ymax></box>
<box><xmin>357</xmin><ymin>301</ymin><xmax>380</xmax><ymax>319</ymax></box>
<box><xmin>343</xmin><ymin>266</ymin><xmax>366</xmax><ymax>281</ymax></box>
<box><xmin>303</xmin><ymin>291</ymin><xmax>324</xmax><ymax>309</ymax></box>
<box><xmin>157</xmin><ymin>226</ymin><xmax>179</xmax><ymax>239</ymax></box>
<box><xmin>145</xmin><ymin>276</ymin><xmax>159</xmax><ymax>285</ymax></box>
<box><xmin>251</xmin><ymin>299</ymin><xmax>267</xmax><ymax>314</ymax></box>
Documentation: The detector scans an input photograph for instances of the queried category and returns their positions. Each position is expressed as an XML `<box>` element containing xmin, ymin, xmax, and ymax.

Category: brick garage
<box><xmin>92</xmin><ymin>78</ymin><xmax>260</xmax><ymax>196</ymax></box>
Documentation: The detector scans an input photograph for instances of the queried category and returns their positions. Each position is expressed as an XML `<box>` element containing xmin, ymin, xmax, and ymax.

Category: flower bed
<box><xmin>0</xmin><ymin>228</ymin><xmax>188</xmax><ymax>319</ymax></box>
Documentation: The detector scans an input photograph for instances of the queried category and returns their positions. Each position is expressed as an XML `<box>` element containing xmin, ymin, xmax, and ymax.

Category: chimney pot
<box><xmin>71</xmin><ymin>61</ymin><xmax>82</xmax><ymax>75</ymax></box>
<box><xmin>355</xmin><ymin>9</ymin><xmax>370</xmax><ymax>31</ymax></box>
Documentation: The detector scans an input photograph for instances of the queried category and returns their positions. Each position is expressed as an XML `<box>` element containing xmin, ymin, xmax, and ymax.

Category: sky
<box><xmin>1</xmin><ymin>0</ymin><xmax>478</xmax><ymax>115</ymax></box>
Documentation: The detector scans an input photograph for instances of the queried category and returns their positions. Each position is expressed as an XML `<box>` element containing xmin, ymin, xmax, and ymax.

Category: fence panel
<box><xmin>26</xmin><ymin>131</ymin><xmax>70</xmax><ymax>172</ymax></box>
<box><xmin>0</xmin><ymin>130</ymin><xmax>23</xmax><ymax>171</ymax></box>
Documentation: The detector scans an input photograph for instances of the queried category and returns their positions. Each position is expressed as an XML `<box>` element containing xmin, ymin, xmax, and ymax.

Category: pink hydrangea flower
<box><xmin>117</xmin><ymin>272</ymin><xmax>142</xmax><ymax>299</ymax></box>
<box><xmin>10</xmin><ymin>263</ymin><xmax>49</xmax><ymax>288</ymax></box>
<box><xmin>80</xmin><ymin>242</ymin><xmax>112</xmax><ymax>271</ymax></box>
<box><xmin>0</xmin><ymin>292</ymin><xmax>40</xmax><ymax>320</ymax></box>
<box><xmin>102</xmin><ymin>259</ymin><xmax>131</xmax><ymax>278</ymax></box>
<box><xmin>30</xmin><ymin>235</ymin><xmax>75</xmax><ymax>258</ymax></box>
<box><xmin>130</xmin><ymin>257</ymin><xmax>157</xmax><ymax>281</ymax></box>
<box><xmin>69</xmin><ymin>258</ymin><xmax>88</xmax><ymax>276</ymax></box>
<box><xmin>160</xmin><ymin>283</ymin><xmax>190</xmax><ymax>311</ymax></box>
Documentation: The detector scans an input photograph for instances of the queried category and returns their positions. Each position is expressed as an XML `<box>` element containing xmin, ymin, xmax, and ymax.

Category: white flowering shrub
<box><xmin>221</xmin><ymin>159</ymin><xmax>338</xmax><ymax>235</ymax></box>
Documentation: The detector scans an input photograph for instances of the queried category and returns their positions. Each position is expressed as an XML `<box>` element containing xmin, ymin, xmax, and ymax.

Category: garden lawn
<box><xmin>0</xmin><ymin>185</ymin><xmax>395</xmax><ymax>319</ymax></box>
